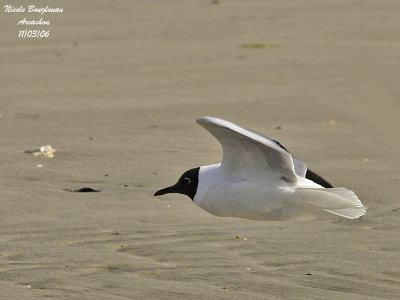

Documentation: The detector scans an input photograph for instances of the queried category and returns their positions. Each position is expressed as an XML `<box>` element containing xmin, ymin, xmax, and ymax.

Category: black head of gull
<box><xmin>154</xmin><ymin>167</ymin><xmax>199</xmax><ymax>201</ymax></box>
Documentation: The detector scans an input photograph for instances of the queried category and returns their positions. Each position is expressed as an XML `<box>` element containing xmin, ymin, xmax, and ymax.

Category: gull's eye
<box><xmin>182</xmin><ymin>178</ymin><xmax>191</xmax><ymax>185</ymax></box>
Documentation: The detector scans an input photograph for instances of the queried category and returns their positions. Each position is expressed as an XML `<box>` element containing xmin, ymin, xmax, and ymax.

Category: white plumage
<box><xmin>193</xmin><ymin>117</ymin><xmax>366</xmax><ymax>220</ymax></box>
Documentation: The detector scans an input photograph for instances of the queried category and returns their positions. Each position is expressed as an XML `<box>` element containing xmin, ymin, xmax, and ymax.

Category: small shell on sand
<box><xmin>25</xmin><ymin>145</ymin><xmax>56</xmax><ymax>158</ymax></box>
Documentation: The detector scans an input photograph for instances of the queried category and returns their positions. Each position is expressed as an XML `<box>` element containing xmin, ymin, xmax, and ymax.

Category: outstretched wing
<box><xmin>196</xmin><ymin>117</ymin><xmax>298</xmax><ymax>183</ymax></box>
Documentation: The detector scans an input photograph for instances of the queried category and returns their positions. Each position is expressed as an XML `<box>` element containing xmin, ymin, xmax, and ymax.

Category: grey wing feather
<box><xmin>196</xmin><ymin>117</ymin><xmax>298</xmax><ymax>183</ymax></box>
<box><xmin>293</xmin><ymin>158</ymin><xmax>307</xmax><ymax>177</ymax></box>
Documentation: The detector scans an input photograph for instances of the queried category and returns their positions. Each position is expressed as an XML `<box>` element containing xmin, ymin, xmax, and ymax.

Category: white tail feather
<box><xmin>297</xmin><ymin>187</ymin><xmax>366</xmax><ymax>219</ymax></box>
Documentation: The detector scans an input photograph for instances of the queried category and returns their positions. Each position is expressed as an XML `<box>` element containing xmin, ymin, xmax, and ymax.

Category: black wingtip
<box><xmin>305</xmin><ymin>169</ymin><xmax>333</xmax><ymax>188</ymax></box>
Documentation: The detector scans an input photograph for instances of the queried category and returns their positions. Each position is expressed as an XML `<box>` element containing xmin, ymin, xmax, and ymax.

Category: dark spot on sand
<box><xmin>66</xmin><ymin>187</ymin><xmax>100</xmax><ymax>193</ymax></box>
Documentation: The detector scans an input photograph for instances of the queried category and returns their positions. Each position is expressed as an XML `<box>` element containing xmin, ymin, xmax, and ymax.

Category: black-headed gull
<box><xmin>154</xmin><ymin>117</ymin><xmax>366</xmax><ymax>220</ymax></box>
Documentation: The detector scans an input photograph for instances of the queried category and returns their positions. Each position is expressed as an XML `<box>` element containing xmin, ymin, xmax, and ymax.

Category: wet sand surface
<box><xmin>0</xmin><ymin>0</ymin><xmax>399</xmax><ymax>299</ymax></box>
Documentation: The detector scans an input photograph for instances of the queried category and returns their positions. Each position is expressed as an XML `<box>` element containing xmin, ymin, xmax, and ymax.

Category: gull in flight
<box><xmin>154</xmin><ymin>117</ymin><xmax>366</xmax><ymax>220</ymax></box>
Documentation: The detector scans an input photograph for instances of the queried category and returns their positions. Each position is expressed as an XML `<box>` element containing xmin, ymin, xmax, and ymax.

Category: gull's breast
<box><xmin>195</xmin><ymin>180</ymin><xmax>300</xmax><ymax>220</ymax></box>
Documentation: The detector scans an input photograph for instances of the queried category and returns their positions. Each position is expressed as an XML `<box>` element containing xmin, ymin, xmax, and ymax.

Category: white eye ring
<box><xmin>183</xmin><ymin>178</ymin><xmax>191</xmax><ymax>185</ymax></box>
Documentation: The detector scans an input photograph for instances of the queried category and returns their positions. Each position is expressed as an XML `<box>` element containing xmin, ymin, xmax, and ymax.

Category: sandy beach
<box><xmin>1</xmin><ymin>0</ymin><xmax>399</xmax><ymax>298</ymax></box>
